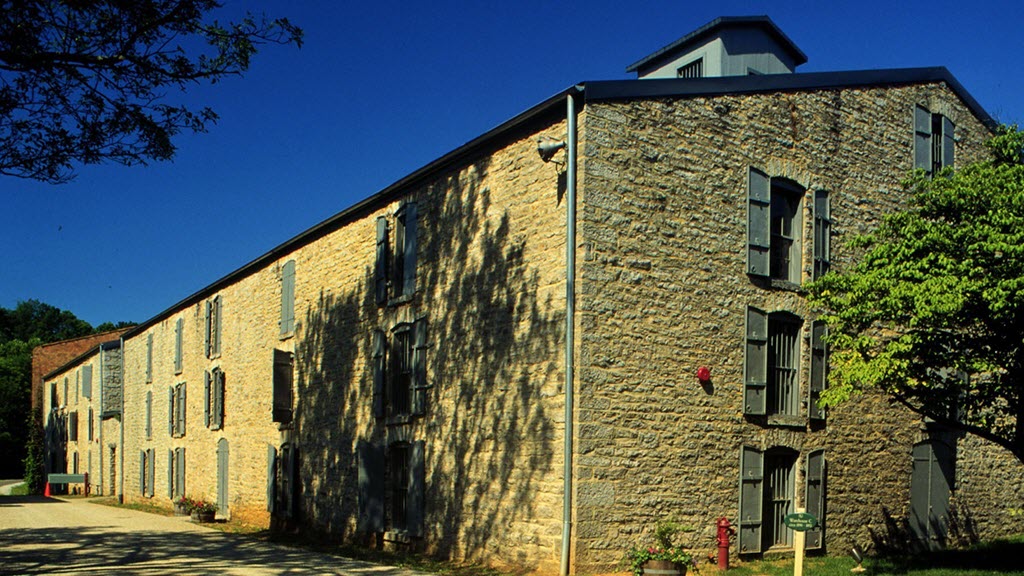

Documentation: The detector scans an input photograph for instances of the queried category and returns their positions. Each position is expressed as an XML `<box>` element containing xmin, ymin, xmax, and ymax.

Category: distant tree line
<box><xmin>0</xmin><ymin>300</ymin><xmax>132</xmax><ymax>480</ymax></box>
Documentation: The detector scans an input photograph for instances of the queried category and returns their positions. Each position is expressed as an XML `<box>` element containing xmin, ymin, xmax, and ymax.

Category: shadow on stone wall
<box><xmin>291</xmin><ymin>152</ymin><xmax>564</xmax><ymax>567</ymax></box>
<box><xmin>868</xmin><ymin>504</ymin><xmax>979</xmax><ymax>558</ymax></box>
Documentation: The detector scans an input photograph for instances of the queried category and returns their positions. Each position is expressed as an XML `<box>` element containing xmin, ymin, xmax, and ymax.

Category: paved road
<box><xmin>0</xmin><ymin>496</ymin><xmax>431</xmax><ymax>576</ymax></box>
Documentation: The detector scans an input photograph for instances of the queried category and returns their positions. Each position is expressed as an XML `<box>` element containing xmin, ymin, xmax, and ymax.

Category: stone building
<box><xmin>41</xmin><ymin>338</ymin><xmax>125</xmax><ymax>496</ymax></box>
<box><xmin>106</xmin><ymin>16</ymin><xmax>1022</xmax><ymax>575</ymax></box>
<box><xmin>31</xmin><ymin>328</ymin><xmax>131</xmax><ymax>411</ymax></box>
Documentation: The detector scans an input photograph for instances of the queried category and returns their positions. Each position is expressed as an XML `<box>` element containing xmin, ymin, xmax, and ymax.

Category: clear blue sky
<box><xmin>3</xmin><ymin>0</ymin><xmax>1022</xmax><ymax>327</ymax></box>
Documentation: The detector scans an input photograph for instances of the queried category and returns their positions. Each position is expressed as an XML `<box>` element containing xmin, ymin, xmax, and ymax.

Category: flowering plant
<box><xmin>179</xmin><ymin>496</ymin><xmax>216</xmax><ymax>514</ymax></box>
<box><xmin>624</xmin><ymin>521</ymin><xmax>694</xmax><ymax>576</ymax></box>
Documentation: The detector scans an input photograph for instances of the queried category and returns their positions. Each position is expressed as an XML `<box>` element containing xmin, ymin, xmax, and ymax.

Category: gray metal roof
<box><xmin>625</xmin><ymin>16</ymin><xmax>809</xmax><ymax>74</ymax></box>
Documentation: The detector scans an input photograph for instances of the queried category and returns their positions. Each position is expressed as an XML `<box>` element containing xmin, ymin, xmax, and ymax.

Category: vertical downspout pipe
<box><xmin>98</xmin><ymin>348</ymin><xmax>104</xmax><ymax>496</ymax></box>
<box><xmin>118</xmin><ymin>336</ymin><xmax>125</xmax><ymax>503</ymax></box>
<box><xmin>561</xmin><ymin>89</ymin><xmax>578</xmax><ymax>576</ymax></box>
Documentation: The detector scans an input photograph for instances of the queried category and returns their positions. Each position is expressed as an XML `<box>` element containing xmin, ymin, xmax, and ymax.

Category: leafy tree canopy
<box><xmin>809</xmin><ymin>126</ymin><xmax>1024</xmax><ymax>464</ymax></box>
<box><xmin>0</xmin><ymin>1</ymin><xmax>302</xmax><ymax>183</ymax></box>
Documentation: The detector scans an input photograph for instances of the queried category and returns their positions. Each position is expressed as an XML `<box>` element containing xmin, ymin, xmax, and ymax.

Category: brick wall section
<box><xmin>572</xmin><ymin>83</ymin><xmax>1012</xmax><ymax>572</ymax></box>
<box><xmin>122</xmin><ymin>113</ymin><xmax>572</xmax><ymax>572</ymax></box>
<box><xmin>32</xmin><ymin>329</ymin><xmax>130</xmax><ymax>412</ymax></box>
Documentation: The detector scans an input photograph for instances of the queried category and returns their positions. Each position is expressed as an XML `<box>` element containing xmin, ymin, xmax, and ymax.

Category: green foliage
<box><xmin>0</xmin><ymin>1</ymin><xmax>303</xmax><ymax>183</ymax></box>
<box><xmin>23</xmin><ymin>411</ymin><xmax>45</xmax><ymax>493</ymax></box>
<box><xmin>809</xmin><ymin>126</ymin><xmax>1024</xmax><ymax>463</ymax></box>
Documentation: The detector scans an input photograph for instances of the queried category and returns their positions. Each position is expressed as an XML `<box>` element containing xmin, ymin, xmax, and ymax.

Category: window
<box><xmin>169</xmin><ymin>382</ymin><xmax>186</xmax><ymax>438</ymax></box>
<box><xmin>206</xmin><ymin>295</ymin><xmax>222</xmax><ymax>358</ymax></box>
<box><xmin>205</xmin><ymin>367</ymin><xmax>225</xmax><ymax>430</ymax></box>
<box><xmin>744</xmin><ymin>307</ymin><xmax>803</xmax><ymax>418</ymax></box>
<box><xmin>174</xmin><ymin>317</ymin><xmax>183</xmax><ymax>374</ymax></box>
<box><xmin>265</xmin><ymin>442</ymin><xmax>299</xmax><ymax>517</ymax></box>
<box><xmin>812</xmin><ymin>190</ymin><xmax>830</xmax><ymax>280</ymax></box>
<box><xmin>68</xmin><ymin>411</ymin><xmax>79</xmax><ymax>441</ymax></box>
<box><xmin>677</xmin><ymin>58</ymin><xmax>703</xmax><ymax>79</ymax></box>
<box><xmin>373</xmin><ymin>317</ymin><xmax>429</xmax><ymax>420</ymax></box>
<box><xmin>168</xmin><ymin>447</ymin><xmax>186</xmax><ymax>500</ymax></box>
<box><xmin>280</xmin><ymin>260</ymin><xmax>296</xmax><ymax>336</ymax></box>
<box><xmin>63</xmin><ymin>377</ymin><xmax>68</xmax><ymax>404</ymax></box>
<box><xmin>748</xmin><ymin>169</ymin><xmax>804</xmax><ymax>283</ymax></box>
<box><xmin>272</xmin><ymin>349</ymin><xmax>293</xmax><ymax>423</ymax></box>
<box><xmin>375</xmin><ymin>203</ymin><xmax>419</xmax><ymax>305</ymax></box>
<box><xmin>357</xmin><ymin>440</ymin><xmax>425</xmax><ymax>537</ymax></box>
<box><xmin>139</xmin><ymin>448</ymin><xmax>155</xmax><ymax>497</ymax></box>
<box><xmin>146</xmin><ymin>333</ymin><xmax>153</xmax><ymax>383</ymax></box>
<box><xmin>915</xmin><ymin>105</ymin><xmax>955</xmax><ymax>176</ymax></box>
<box><xmin>87</xmin><ymin>408</ymin><xmax>94</xmax><ymax>441</ymax></box>
<box><xmin>50</xmin><ymin>382</ymin><xmax>57</xmax><ymax>410</ymax></box>
<box><xmin>738</xmin><ymin>447</ymin><xmax>824</xmax><ymax>554</ymax></box>
<box><xmin>809</xmin><ymin>321</ymin><xmax>828</xmax><ymax>421</ymax></box>
<box><xmin>82</xmin><ymin>365</ymin><xmax>92</xmax><ymax>399</ymax></box>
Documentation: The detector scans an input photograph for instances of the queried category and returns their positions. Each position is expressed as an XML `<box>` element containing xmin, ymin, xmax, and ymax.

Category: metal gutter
<box><xmin>561</xmin><ymin>89</ymin><xmax>579</xmax><ymax>576</ymax></box>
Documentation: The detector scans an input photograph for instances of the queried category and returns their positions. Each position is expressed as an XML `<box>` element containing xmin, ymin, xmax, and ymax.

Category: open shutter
<box><xmin>280</xmin><ymin>260</ymin><xmax>296</xmax><ymax>335</ymax></box>
<box><xmin>747</xmin><ymin>168</ymin><xmax>771</xmax><ymax>276</ymax></box>
<box><xmin>372</xmin><ymin>330</ymin><xmax>386</xmax><ymax>419</ymax></box>
<box><xmin>213</xmin><ymin>369</ymin><xmax>224</xmax><ymax>429</ymax></box>
<box><xmin>914</xmin><ymin>105</ymin><xmax>932</xmax><ymax>173</ymax></box>
<box><xmin>375</xmin><ymin>217</ymin><xmax>389</xmax><ymax>306</ymax></box>
<box><xmin>408</xmin><ymin>440</ymin><xmax>425</xmax><ymax>537</ymax></box>
<box><xmin>146</xmin><ymin>333</ymin><xmax>153</xmax><ymax>382</ymax></box>
<box><xmin>267</xmin><ymin>444</ymin><xmax>278</xmax><ymax>513</ymax></box>
<box><xmin>168</xmin><ymin>387</ymin><xmax>174</xmax><ymax>436</ymax></box>
<box><xmin>412</xmin><ymin>318</ymin><xmax>428</xmax><ymax>416</ymax></box>
<box><xmin>174</xmin><ymin>318</ymin><xmax>183</xmax><ymax>373</ymax></box>
<box><xmin>812</xmin><ymin>190</ymin><xmax>830</xmax><ymax>280</ymax></box>
<box><xmin>744</xmin><ymin>306</ymin><xmax>768</xmax><ymax>415</ymax></box>
<box><xmin>168</xmin><ymin>450</ymin><xmax>174</xmax><ymax>498</ymax></box>
<box><xmin>82</xmin><ymin>365</ymin><xmax>92</xmax><ymax>399</ymax></box>
<box><xmin>179</xmin><ymin>383</ymin><xmax>187</xmax><ymax>436</ymax></box>
<box><xmin>805</xmin><ymin>449</ymin><xmax>825</xmax><ymax>550</ymax></box>
<box><xmin>205</xmin><ymin>300</ymin><xmax>212</xmax><ymax>358</ymax></box>
<box><xmin>204</xmin><ymin>371</ymin><xmax>211</xmax><ymax>428</ymax></box>
<box><xmin>941</xmin><ymin>116</ymin><xmax>955</xmax><ymax>170</ymax></box>
<box><xmin>212</xmin><ymin>296</ymin><xmax>222</xmax><ymax>356</ymax></box>
<box><xmin>283</xmin><ymin>443</ymin><xmax>298</xmax><ymax>518</ymax></box>
<box><xmin>809</xmin><ymin>321</ymin><xmax>828</xmax><ymax>421</ymax></box>
<box><xmin>139</xmin><ymin>451</ymin><xmax>146</xmax><ymax>494</ymax></box>
<box><xmin>145</xmin><ymin>391</ymin><xmax>152</xmax><ymax>439</ymax></box>
<box><xmin>177</xmin><ymin>448</ymin><xmax>186</xmax><ymax>499</ymax></box>
<box><xmin>402</xmin><ymin>203</ymin><xmax>418</xmax><ymax>297</ymax></box>
<box><xmin>357</xmin><ymin>440</ymin><xmax>385</xmax><ymax>532</ymax></box>
<box><xmin>738</xmin><ymin>445</ymin><xmax>764</xmax><ymax>554</ymax></box>
<box><xmin>147</xmin><ymin>449</ymin><xmax>155</xmax><ymax>497</ymax></box>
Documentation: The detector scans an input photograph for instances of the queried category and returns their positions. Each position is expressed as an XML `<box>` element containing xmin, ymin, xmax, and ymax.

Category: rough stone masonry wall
<box><xmin>121</xmin><ymin>111</ymin><xmax>572</xmax><ymax>572</ymax></box>
<box><xmin>573</xmin><ymin>83</ymin><xmax>999</xmax><ymax>572</ymax></box>
<box><xmin>44</xmin><ymin>354</ymin><xmax>102</xmax><ymax>493</ymax></box>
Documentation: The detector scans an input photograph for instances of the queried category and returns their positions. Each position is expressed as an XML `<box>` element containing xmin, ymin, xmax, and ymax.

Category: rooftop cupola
<box><xmin>626</xmin><ymin>16</ymin><xmax>807</xmax><ymax>79</ymax></box>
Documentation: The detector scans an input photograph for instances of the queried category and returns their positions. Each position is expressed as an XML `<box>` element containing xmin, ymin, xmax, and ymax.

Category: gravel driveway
<box><xmin>0</xmin><ymin>495</ymin><xmax>432</xmax><ymax>576</ymax></box>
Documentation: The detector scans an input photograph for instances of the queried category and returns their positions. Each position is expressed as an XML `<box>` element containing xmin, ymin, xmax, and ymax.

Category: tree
<box><xmin>0</xmin><ymin>1</ymin><xmax>302</xmax><ymax>184</ymax></box>
<box><xmin>809</xmin><ymin>126</ymin><xmax>1024</xmax><ymax>464</ymax></box>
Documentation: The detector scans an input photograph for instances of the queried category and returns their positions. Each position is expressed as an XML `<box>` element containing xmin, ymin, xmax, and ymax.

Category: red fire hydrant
<box><xmin>716</xmin><ymin>517</ymin><xmax>735</xmax><ymax>571</ymax></box>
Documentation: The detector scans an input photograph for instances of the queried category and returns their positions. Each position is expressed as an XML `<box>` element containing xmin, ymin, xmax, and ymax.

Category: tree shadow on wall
<box><xmin>292</xmin><ymin>151</ymin><xmax>564</xmax><ymax>569</ymax></box>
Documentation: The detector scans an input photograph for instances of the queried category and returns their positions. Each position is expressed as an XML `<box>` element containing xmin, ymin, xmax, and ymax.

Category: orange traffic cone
<box><xmin>44</xmin><ymin>482</ymin><xmax>51</xmax><ymax>497</ymax></box>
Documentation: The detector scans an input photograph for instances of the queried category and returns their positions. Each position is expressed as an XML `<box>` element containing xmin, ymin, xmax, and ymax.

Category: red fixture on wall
<box><xmin>697</xmin><ymin>366</ymin><xmax>711</xmax><ymax>382</ymax></box>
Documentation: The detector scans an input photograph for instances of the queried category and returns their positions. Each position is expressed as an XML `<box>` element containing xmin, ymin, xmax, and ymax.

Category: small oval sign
<box><xmin>783</xmin><ymin>512</ymin><xmax>818</xmax><ymax>532</ymax></box>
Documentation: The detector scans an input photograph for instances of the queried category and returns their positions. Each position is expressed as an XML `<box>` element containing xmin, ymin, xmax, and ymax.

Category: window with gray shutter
<box><xmin>399</xmin><ymin>202</ymin><xmax>417</xmax><ymax>298</ymax></box>
<box><xmin>941</xmin><ymin>117</ymin><xmax>955</xmax><ymax>170</ymax></box>
<box><xmin>216</xmin><ymin>438</ymin><xmax>229</xmax><ymax>516</ymax></box>
<box><xmin>204</xmin><ymin>370</ymin><xmax>211</xmax><ymax>428</ymax></box>
<box><xmin>280</xmin><ymin>260</ymin><xmax>296</xmax><ymax>335</ymax></box>
<box><xmin>744</xmin><ymin>306</ymin><xmax>768</xmax><ymax>415</ymax></box>
<box><xmin>805</xmin><ymin>449</ymin><xmax>825</xmax><ymax>550</ymax></box>
<box><xmin>146</xmin><ymin>333</ymin><xmax>153</xmax><ymax>383</ymax></box>
<box><xmin>168</xmin><ymin>387</ymin><xmax>174</xmax><ymax>437</ymax></box>
<box><xmin>272</xmin><ymin>350</ymin><xmax>293</xmax><ymax>423</ymax></box>
<box><xmin>176</xmin><ymin>448</ymin><xmax>186</xmax><ymax>499</ymax></box>
<box><xmin>267</xmin><ymin>444</ymin><xmax>278</xmax><ymax>513</ymax></box>
<box><xmin>145</xmin><ymin>391</ymin><xmax>152</xmax><ymax>439</ymax></box>
<box><xmin>82</xmin><ymin>365</ymin><xmax>92</xmax><ymax>399</ymax></box>
<box><xmin>177</xmin><ymin>382</ymin><xmax>187</xmax><ymax>436</ymax></box>
<box><xmin>812</xmin><ymin>190</ymin><xmax>830</xmax><ymax>280</ymax></box>
<box><xmin>147</xmin><ymin>448</ymin><xmax>155</xmax><ymax>497</ymax></box>
<box><xmin>212</xmin><ymin>368</ymin><xmax>224</xmax><ymax>430</ymax></box>
<box><xmin>412</xmin><ymin>317</ymin><xmax>429</xmax><ymax>416</ymax></box>
<box><xmin>174</xmin><ymin>317</ymin><xmax>183</xmax><ymax>374</ymax></box>
<box><xmin>375</xmin><ymin>217</ymin><xmax>389</xmax><ymax>306</ymax></box>
<box><xmin>390</xmin><ymin>325</ymin><xmax>412</xmax><ymax>417</ymax></box>
<box><xmin>206</xmin><ymin>296</ymin><xmax>222</xmax><ymax>358</ymax></box>
<box><xmin>373</xmin><ymin>330</ymin><xmax>386</xmax><ymax>419</ymax></box>
<box><xmin>914</xmin><ymin>105</ymin><xmax>933</xmax><ymax>174</ymax></box>
<box><xmin>167</xmin><ymin>450</ymin><xmax>174</xmax><ymax>499</ymax></box>
<box><xmin>139</xmin><ymin>450</ymin><xmax>146</xmax><ymax>494</ymax></box>
<box><xmin>738</xmin><ymin>446</ymin><xmax>764</xmax><ymax>554</ymax></box>
<box><xmin>357</xmin><ymin>440</ymin><xmax>385</xmax><ymax>532</ymax></box>
<box><xmin>809</xmin><ymin>321</ymin><xmax>828</xmax><ymax>421</ymax></box>
<box><xmin>68</xmin><ymin>411</ymin><xmax>78</xmax><ymax>441</ymax></box>
<box><xmin>768</xmin><ymin>313</ymin><xmax>801</xmax><ymax>417</ymax></box>
<box><xmin>87</xmin><ymin>408</ymin><xmax>94</xmax><ymax>441</ymax></box>
<box><xmin>747</xmin><ymin>168</ymin><xmax>771</xmax><ymax>277</ymax></box>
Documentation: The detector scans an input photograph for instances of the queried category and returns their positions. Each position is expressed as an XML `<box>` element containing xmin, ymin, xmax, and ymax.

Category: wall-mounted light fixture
<box><xmin>537</xmin><ymin>138</ymin><xmax>566</xmax><ymax>162</ymax></box>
